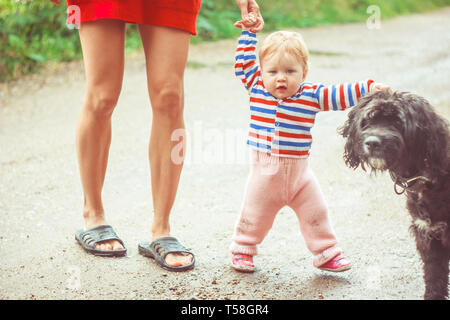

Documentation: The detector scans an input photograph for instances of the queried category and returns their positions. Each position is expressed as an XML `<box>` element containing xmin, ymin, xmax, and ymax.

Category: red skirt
<box><xmin>66</xmin><ymin>0</ymin><xmax>202</xmax><ymax>35</ymax></box>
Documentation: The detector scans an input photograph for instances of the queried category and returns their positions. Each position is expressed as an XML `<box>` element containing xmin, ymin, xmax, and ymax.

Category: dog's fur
<box><xmin>339</xmin><ymin>90</ymin><xmax>450</xmax><ymax>300</ymax></box>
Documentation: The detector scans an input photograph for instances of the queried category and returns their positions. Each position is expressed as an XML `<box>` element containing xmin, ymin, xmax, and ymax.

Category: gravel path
<box><xmin>0</xmin><ymin>8</ymin><xmax>449</xmax><ymax>300</ymax></box>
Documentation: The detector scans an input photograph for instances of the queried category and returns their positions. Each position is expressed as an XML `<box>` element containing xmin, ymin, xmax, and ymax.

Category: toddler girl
<box><xmin>230</xmin><ymin>16</ymin><xmax>387</xmax><ymax>272</ymax></box>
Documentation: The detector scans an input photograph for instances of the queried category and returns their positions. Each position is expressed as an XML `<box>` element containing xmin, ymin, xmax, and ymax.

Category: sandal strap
<box><xmin>150</xmin><ymin>237</ymin><xmax>192</xmax><ymax>259</ymax></box>
<box><xmin>233</xmin><ymin>253</ymin><xmax>253</xmax><ymax>261</ymax></box>
<box><xmin>79</xmin><ymin>225</ymin><xmax>124</xmax><ymax>248</ymax></box>
<box><xmin>232</xmin><ymin>254</ymin><xmax>254</xmax><ymax>265</ymax></box>
<box><xmin>332</xmin><ymin>254</ymin><xmax>345</xmax><ymax>261</ymax></box>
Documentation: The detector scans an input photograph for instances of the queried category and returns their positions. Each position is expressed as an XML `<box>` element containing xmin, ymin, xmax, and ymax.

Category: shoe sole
<box><xmin>319</xmin><ymin>265</ymin><xmax>351</xmax><ymax>272</ymax></box>
<box><xmin>231</xmin><ymin>264</ymin><xmax>256</xmax><ymax>273</ymax></box>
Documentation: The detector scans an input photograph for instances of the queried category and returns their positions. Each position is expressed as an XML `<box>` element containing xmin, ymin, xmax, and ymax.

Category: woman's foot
<box><xmin>152</xmin><ymin>232</ymin><xmax>193</xmax><ymax>268</ymax></box>
<box><xmin>317</xmin><ymin>253</ymin><xmax>351</xmax><ymax>272</ymax></box>
<box><xmin>231</xmin><ymin>253</ymin><xmax>256</xmax><ymax>273</ymax></box>
<box><xmin>84</xmin><ymin>211</ymin><xmax>124</xmax><ymax>251</ymax></box>
<box><xmin>164</xmin><ymin>252</ymin><xmax>193</xmax><ymax>267</ymax></box>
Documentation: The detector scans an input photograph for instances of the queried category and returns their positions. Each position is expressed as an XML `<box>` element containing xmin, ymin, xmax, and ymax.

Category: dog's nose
<box><xmin>364</xmin><ymin>136</ymin><xmax>381</xmax><ymax>152</ymax></box>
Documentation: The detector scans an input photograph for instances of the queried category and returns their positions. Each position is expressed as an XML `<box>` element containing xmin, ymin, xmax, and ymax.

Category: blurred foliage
<box><xmin>0</xmin><ymin>0</ymin><xmax>76</xmax><ymax>82</ymax></box>
<box><xmin>1</xmin><ymin>0</ymin><xmax>449</xmax><ymax>82</ymax></box>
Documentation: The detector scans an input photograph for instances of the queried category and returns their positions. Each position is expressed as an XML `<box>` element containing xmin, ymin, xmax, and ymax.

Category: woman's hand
<box><xmin>49</xmin><ymin>0</ymin><xmax>60</xmax><ymax>5</ymax></box>
<box><xmin>234</xmin><ymin>0</ymin><xmax>264</xmax><ymax>33</ymax></box>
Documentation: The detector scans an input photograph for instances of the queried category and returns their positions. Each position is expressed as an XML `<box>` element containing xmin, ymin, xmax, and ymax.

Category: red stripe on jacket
<box><xmin>250</xmin><ymin>97</ymin><xmax>278</xmax><ymax>106</ymax></box>
<box><xmin>339</xmin><ymin>84</ymin><xmax>346</xmax><ymax>110</ymax></box>
<box><xmin>284</xmin><ymin>98</ymin><xmax>320</xmax><ymax>110</ymax></box>
<box><xmin>271</xmin><ymin>149</ymin><xmax>310</xmax><ymax>156</ymax></box>
<box><xmin>355</xmin><ymin>82</ymin><xmax>360</xmax><ymax>100</ymax></box>
<box><xmin>236</xmin><ymin>46</ymin><xmax>256</xmax><ymax>52</ymax></box>
<box><xmin>251</xmin><ymin>115</ymin><xmax>276</xmax><ymax>124</ymax></box>
<box><xmin>277</xmin><ymin>131</ymin><xmax>312</xmax><ymax>139</ymax></box>
<box><xmin>249</xmin><ymin>131</ymin><xmax>273</xmax><ymax>142</ymax></box>
<box><xmin>323</xmin><ymin>87</ymin><xmax>329</xmax><ymax>111</ymax></box>
<box><xmin>276</xmin><ymin>112</ymin><xmax>315</xmax><ymax>123</ymax></box>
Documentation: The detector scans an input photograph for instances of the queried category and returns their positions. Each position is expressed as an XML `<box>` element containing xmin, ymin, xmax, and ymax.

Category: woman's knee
<box><xmin>84</xmin><ymin>90</ymin><xmax>120</xmax><ymax>119</ymax></box>
<box><xmin>149</xmin><ymin>82</ymin><xmax>184</xmax><ymax>119</ymax></box>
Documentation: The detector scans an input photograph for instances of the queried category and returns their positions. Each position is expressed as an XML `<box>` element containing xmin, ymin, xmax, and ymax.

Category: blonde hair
<box><xmin>259</xmin><ymin>31</ymin><xmax>309</xmax><ymax>75</ymax></box>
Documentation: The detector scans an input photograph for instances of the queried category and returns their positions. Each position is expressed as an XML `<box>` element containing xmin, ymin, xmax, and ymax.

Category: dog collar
<box><xmin>389</xmin><ymin>171</ymin><xmax>431</xmax><ymax>195</ymax></box>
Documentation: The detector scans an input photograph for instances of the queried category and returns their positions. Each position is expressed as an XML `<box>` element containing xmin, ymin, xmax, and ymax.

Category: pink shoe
<box><xmin>318</xmin><ymin>253</ymin><xmax>351</xmax><ymax>272</ymax></box>
<box><xmin>231</xmin><ymin>253</ymin><xmax>256</xmax><ymax>273</ymax></box>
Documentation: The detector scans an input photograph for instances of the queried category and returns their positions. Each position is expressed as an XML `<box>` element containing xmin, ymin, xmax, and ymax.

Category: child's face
<box><xmin>261</xmin><ymin>51</ymin><xmax>306</xmax><ymax>100</ymax></box>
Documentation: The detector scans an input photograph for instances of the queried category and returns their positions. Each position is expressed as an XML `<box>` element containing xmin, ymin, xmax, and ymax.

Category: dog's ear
<box><xmin>339</xmin><ymin>94</ymin><xmax>373</xmax><ymax>170</ymax></box>
<box><xmin>339</xmin><ymin>108</ymin><xmax>361</xmax><ymax>169</ymax></box>
<box><xmin>401</xmin><ymin>93</ymin><xmax>449</xmax><ymax>176</ymax></box>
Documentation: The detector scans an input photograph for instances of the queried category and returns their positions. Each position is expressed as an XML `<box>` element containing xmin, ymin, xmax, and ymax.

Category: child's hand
<box><xmin>234</xmin><ymin>0</ymin><xmax>264</xmax><ymax>33</ymax></box>
<box><xmin>234</xmin><ymin>12</ymin><xmax>262</xmax><ymax>33</ymax></box>
<box><xmin>371</xmin><ymin>83</ymin><xmax>393</xmax><ymax>93</ymax></box>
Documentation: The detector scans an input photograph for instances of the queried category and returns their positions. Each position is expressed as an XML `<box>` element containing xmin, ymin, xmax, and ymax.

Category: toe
<box><xmin>112</xmin><ymin>240</ymin><xmax>124</xmax><ymax>251</ymax></box>
<box><xmin>95</xmin><ymin>240</ymin><xmax>123</xmax><ymax>252</ymax></box>
<box><xmin>165</xmin><ymin>253</ymin><xmax>193</xmax><ymax>267</ymax></box>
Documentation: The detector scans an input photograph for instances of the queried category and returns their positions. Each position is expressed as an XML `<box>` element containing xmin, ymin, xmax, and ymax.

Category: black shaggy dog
<box><xmin>339</xmin><ymin>90</ymin><xmax>450</xmax><ymax>300</ymax></box>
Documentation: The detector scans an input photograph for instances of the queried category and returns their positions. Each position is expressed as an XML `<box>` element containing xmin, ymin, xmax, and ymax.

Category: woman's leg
<box><xmin>137</xmin><ymin>25</ymin><xmax>192</xmax><ymax>267</ymax></box>
<box><xmin>76</xmin><ymin>19</ymin><xmax>126</xmax><ymax>251</ymax></box>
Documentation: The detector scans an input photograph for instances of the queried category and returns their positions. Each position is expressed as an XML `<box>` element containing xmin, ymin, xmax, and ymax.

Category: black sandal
<box><xmin>138</xmin><ymin>237</ymin><xmax>195</xmax><ymax>272</ymax></box>
<box><xmin>75</xmin><ymin>225</ymin><xmax>127</xmax><ymax>257</ymax></box>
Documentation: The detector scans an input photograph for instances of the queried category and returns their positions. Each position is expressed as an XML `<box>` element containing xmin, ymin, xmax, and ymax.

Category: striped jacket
<box><xmin>235</xmin><ymin>30</ymin><xmax>375</xmax><ymax>158</ymax></box>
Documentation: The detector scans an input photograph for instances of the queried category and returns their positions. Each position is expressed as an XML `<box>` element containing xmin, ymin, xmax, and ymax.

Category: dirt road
<box><xmin>0</xmin><ymin>8</ymin><xmax>449</xmax><ymax>300</ymax></box>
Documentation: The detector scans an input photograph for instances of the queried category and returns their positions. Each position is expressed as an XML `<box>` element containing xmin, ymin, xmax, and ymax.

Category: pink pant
<box><xmin>230</xmin><ymin>150</ymin><xmax>342</xmax><ymax>267</ymax></box>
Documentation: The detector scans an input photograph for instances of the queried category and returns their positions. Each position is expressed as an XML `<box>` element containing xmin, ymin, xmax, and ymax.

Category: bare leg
<box><xmin>76</xmin><ymin>19</ymin><xmax>126</xmax><ymax>251</ymax></box>
<box><xmin>138</xmin><ymin>25</ymin><xmax>192</xmax><ymax>267</ymax></box>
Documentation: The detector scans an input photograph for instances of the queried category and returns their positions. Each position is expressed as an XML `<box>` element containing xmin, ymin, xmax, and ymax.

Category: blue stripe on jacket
<box><xmin>347</xmin><ymin>83</ymin><xmax>354</xmax><ymax>106</ymax></box>
<box><xmin>250</xmin><ymin>123</ymin><xmax>275</xmax><ymax>132</ymax></box>
<box><xmin>236</xmin><ymin>54</ymin><xmax>257</xmax><ymax>61</ymax></box>
<box><xmin>250</xmin><ymin>106</ymin><xmax>277</xmax><ymax>115</ymax></box>
<box><xmin>247</xmin><ymin>140</ymin><xmax>271</xmax><ymax>150</ymax></box>
<box><xmin>278</xmin><ymin>105</ymin><xmax>317</xmax><ymax>115</ymax></box>
<box><xmin>251</xmin><ymin>88</ymin><xmax>272</xmax><ymax>97</ymax></box>
<box><xmin>273</xmin><ymin>140</ymin><xmax>311</xmax><ymax>147</ymax></box>
<box><xmin>331</xmin><ymin>85</ymin><xmax>338</xmax><ymax>110</ymax></box>
<box><xmin>278</xmin><ymin>122</ymin><xmax>311</xmax><ymax>131</ymax></box>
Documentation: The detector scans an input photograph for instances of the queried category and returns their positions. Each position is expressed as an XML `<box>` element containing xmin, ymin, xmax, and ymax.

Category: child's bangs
<box><xmin>259</xmin><ymin>31</ymin><xmax>309</xmax><ymax>66</ymax></box>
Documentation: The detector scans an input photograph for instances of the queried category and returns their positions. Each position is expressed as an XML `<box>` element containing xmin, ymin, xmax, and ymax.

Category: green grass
<box><xmin>1</xmin><ymin>0</ymin><xmax>449</xmax><ymax>82</ymax></box>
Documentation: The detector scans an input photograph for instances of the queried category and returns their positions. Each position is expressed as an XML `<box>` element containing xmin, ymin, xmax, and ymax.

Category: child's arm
<box><xmin>234</xmin><ymin>30</ymin><xmax>260</xmax><ymax>92</ymax></box>
<box><xmin>312</xmin><ymin>80</ymin><xmax>383</xmax><ymax>111</ymax></box>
